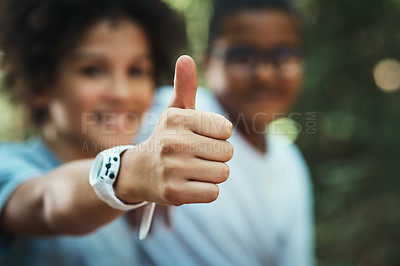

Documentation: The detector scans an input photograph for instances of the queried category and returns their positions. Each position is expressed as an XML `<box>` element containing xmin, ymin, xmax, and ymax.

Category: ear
<box><xmin>203</xmin><ymin>51</ymin><xmax>217</xmax><ymax>87</ymax></box>
<box><xmin>18</xmin><ymin>77</ymin><xmax>51</xmax><ymax>108</ymax></box>
<box><xmin>203</xmin><ymin>52</ymin><xmax>211</xmax><ymax>69</ymax></box>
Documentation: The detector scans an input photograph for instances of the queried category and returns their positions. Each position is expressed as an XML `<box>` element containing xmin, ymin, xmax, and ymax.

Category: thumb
<box><xmin>168</xmin><ymin>55</ymin><xmax>198</xmax><ymax>110</ymax></box>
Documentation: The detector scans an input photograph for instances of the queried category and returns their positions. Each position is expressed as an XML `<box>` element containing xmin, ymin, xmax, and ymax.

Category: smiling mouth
<box><xmin>250</xmin><ymin>89</ymin><xmax>283</xmax><ymax>102</ymax></box>
<box><xmin>94</xmin><ymin>111</ymin><xmax>139</xmax><ymax>118</ymax></box>
<box><xmin>90</xmin><ymin>111</ymin><xmax>139</xmax><ymax>130</ymax></box>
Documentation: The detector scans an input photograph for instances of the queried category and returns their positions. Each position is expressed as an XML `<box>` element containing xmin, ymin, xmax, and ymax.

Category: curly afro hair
<box><xmin>0</xmin><ymin>0</ymin><xmax>187</xmax><ymax>127</ymax></box>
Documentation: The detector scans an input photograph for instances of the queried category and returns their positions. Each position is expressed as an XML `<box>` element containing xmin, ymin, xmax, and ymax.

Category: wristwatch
<box><xmin>89</xmin><ymin>145</ymin><xmax>147</xmax><ymax>211</ymax></box>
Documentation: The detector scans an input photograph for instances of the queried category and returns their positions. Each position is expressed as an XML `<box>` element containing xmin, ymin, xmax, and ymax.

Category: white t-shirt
<box><xmin>134</xmin><ymin>86</ymin><xmax>314</xmax><ymax>266</ymax></box>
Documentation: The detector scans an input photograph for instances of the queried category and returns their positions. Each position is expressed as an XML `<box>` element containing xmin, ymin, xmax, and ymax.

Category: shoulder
<box><xmin>269</xmin><ymin>139</ymin><xmax>309</xmax><ymax>175</ymax></box>
<box><xmin>0</xmin><ymin>138</ymin><xmax>53</xmax><ymax>164</ymax></box>
<box><xmin>0</xmin><ymin>139</ymin><xmax>39</xmax><ymax>164</ymax></box>
<box><xmin>0</xmin><ymin>138</ymin><xmax>61</xmax><ymax>179</ymax></box>
<box><xmin>267</xmin><ymin>139</ymin><xmax>312</xmax><ymax>195</ymax></box>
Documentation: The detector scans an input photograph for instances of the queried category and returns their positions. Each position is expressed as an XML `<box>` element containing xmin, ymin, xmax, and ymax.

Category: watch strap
<box><xmin>89</xmin><ymin>145</ymin><xmax>148</xmax><ymax>211</ymax></box>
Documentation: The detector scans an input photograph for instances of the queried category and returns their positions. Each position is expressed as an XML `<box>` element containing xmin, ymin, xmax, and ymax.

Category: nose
<box><xmin>106</xmin><ymin>72</ymin><xmax>131</xmax><ymax>102</ymax></box>
<box><xmin>253</xmin><ymin>61</ymin><xmax>279</xmax><ymax>86</ymax></box>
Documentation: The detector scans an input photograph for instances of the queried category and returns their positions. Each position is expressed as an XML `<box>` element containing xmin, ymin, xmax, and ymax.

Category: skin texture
<box><xmin>0</xmin><ymin>20</ymin><xmax>233</xmax><ymax>236</ymax></box>
<box><xmin>116</xmin><ymin>56</ymin><xmax>233</xmax><ymax>206</ymax></box>
<box><xmin>206</xmin><ymin>10</ymin><xmax>302</xmax><ymax>153</ymax></box>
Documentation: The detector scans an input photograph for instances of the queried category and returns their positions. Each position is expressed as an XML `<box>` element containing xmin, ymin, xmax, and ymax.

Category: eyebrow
<box><xmin>69</xmin><ymin>52</ymin><xmax>152</xmax><ymax>62</ymax></box>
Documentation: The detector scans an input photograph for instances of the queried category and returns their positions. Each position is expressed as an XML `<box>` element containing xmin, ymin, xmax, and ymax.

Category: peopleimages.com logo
<box><xmin>80</xmin><ymin>110</ymin><xmax>318</xmax><ymax>150</ymax></box>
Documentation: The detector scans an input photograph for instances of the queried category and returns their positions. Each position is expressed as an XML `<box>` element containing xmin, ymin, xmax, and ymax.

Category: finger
<box><xmin>186</xmin><ymin>159</ymin><xmax>230</xmax><ymax>184</ymax></box>
<box><xmin>168</xmin><ymin>55</ymin><xmax>198</xmax><ymax>110</ymax></box>
<box><xmin>184</xmin><ymin>134</ymin><xmax>233</xmax><ymax>162</ymax></box>
<box><xmin>162</xmin><ymin>108</ymin><xmax>232</xmax><ymax>140</ymax></box>
<box><xmin>177</xmin><ymin>181</ymin><xmax>220</xmax><ymax>204</ymax></box>
<box><xmin>167</xmin><ymin>158</ymin><xmax>229</xmax><ymax>184</ymax></box>
<box><xmin>190</xmin><ymin>110</ymin><xmax>233</xmax><ymax>140</ymax></box>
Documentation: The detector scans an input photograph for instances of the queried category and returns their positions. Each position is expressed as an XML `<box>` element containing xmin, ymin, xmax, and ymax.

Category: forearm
<box><xmin>0</xmin><ymin>159</ymin><xmax>125</xmax><ymax>236</ymax></box>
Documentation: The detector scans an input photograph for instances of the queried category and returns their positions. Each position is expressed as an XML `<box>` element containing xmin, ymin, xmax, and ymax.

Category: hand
<box><xmin>116</xmin><ymin>55</ymin><xmax>233</xmax><ymax>206</ymax></box>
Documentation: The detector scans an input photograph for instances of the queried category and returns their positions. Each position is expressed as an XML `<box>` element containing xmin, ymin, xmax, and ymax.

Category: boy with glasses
<box><xmin>136</xmin><ymin>0</ymin><xmax>313</xmax><ymax>265</ymax></box>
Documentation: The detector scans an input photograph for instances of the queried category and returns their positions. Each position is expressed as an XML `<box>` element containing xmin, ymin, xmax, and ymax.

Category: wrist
<box><xmin>89</xmin><ymin>145</ymin><xmax>147</xmax><ymax>211</ymax></box>
<box><xmin>114</xmin><ymin>146</ymin><xmax>145</xmax><ymax>204</ymax></box>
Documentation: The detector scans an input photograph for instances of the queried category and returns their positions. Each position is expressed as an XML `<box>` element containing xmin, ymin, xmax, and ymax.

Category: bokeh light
<box><xmin>267</xmin><ymin>117</ymin><xmax>300</xmax><ymax>146</ymax></box>
<box><xmin>373</xmin><ymin>58</ymin><xmax>400</xmax><ymax>93</ymax></box>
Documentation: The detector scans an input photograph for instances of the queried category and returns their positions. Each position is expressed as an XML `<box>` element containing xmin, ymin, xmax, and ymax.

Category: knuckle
<box><xmin>224</xmin><ymin>120</ymin><xmax>233</xmax><ymax>137</ymax></box>
<box><xmin>213</xmin><ymin>113</ymin><xmax>228</xmax><ymax>130</ymax></box>
<box><xmin>162</xmin><ymin>158</ymin><xmax>184</xmax><ymax>178</ymax></box>
<box><xmin>220</xmin><ymin>163</ymin><xmax>230</xmax><ymax>181</ymax></box>
<box><xmin>209</xmin><ymin>114</ymin><xmax>232</xmax><ymax>139</ymax></box>
<box><xmin>162</xmin><ymin>182</ymin><xmax>179</xmax><ymax>204</ymax></box>
<box><xmin>210</xmin><ymin>112</ymin><xmax>225</xmax><ymax>123</ymax></box>
<box><xmin>207</xmin><ymin>185</ymin><xmax>219</xmax><ymax>202</ymax></box>
<box><xmin>166</xmin><ymin>109</ymin><xmax>184</xmax><ymax>128</ymax></box>
<box><xmin>225</xmin><ymin>141</ymin><xmax>234</xmax><ymax>160</ymax></box>
<box><xmin>160</xmin><ymin>136</ymin><xmax>178</xmax><ymax>154</ymax></box>
<box><xmin>161</xmin><ymin>160</ymin><xmax>173</xmax><ymax>178</ymax></box>
<box><xmin>158</xmin><ymin>111</ymin><xmax>170</xmax><ymax>127</ymax></box>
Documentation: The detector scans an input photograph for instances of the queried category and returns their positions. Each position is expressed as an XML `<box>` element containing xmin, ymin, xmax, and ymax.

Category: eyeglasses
<box><xmin>213</xmin><ymin>45</ymin><xmax>302</xmax><ymax>76</ymax></box>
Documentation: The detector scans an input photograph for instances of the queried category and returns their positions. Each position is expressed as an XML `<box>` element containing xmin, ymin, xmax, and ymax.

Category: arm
<box><xmin>0</xmin><ymin>55</ymin><xmax>233</xmax><ymax>237</ymax></box>
<box><xmin>0</xmin><ymin>159</ymin><xmax>126</xmax><ymax>236</ymax></box>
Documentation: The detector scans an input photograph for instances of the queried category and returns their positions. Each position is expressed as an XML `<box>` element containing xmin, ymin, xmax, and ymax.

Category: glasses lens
<box><xmin>273</xmin><ymin>47</ymin><xmax>302</xmax><ymax>78</ymax></box>
<box><xmin>222</xmin><ymin>46</ymin><xmax>301</xmax><ymax>77</ymax></box>
<box><xmin>225</xmin><ymin>46</ymin><xmax>256</xmax><ymax>69</ymax></box>
<box><xmin>273</xmin><ymin>47</ymin><xmax>300</xmax><ymax>64</ymax></box>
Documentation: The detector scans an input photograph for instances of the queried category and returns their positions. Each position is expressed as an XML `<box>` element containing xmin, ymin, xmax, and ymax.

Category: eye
<box><xmin>128</xmin><ymin>65</ymin><xmax>154</xmax><ymax>78</ymax></box>
<box><xmin>128</xmin><ymin>67</ymin><xmax>145</xmax><ymax>77</ymax></box>
<box><xmin>225</xmin><ymin>46</ymin><xmax>256</xmax><ymax>67</ymax></box>
<box><xmin>81</xmin><ymin>66</ymin><xmax>104</xmax><ymax>77</ymax></box>
<box><xmin>274</xmin><ymin>47</ymin><xmax>300</xmax><ymax>63</ymax></box>
<box><xmin>231</xmin><ymin>53</ymin><xmax>254</xmax><ymax>65</ymax></box>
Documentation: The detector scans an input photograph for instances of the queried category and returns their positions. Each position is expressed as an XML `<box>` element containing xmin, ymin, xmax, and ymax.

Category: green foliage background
<box><xmin>1</xmin><ymin>0</ymin><xmax>400</xmax><ymax>265</ymax></box>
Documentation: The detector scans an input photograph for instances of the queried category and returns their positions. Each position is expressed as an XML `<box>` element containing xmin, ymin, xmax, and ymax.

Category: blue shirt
<box><xmin>0</xmin><ymin>139</ymin><xmax>139</xmax><ymax>266</ymax></box>
<box><xmin>0</xmin><ymin>86</ymin><xmax>314</xmax><ymax>266</ymax></box>
<box><xmin>134</xmin><ymin>86</ymin><xmax>314</xmax><ymax>266</ymax></box>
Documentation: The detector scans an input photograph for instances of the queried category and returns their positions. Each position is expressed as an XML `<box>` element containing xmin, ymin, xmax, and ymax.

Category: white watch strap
<box><xmin>139</xmin><ymin>202</ymin><xmax>156</xmax><ymax>240</ymax></box>
<box><xmin>89</xmin><ymin>145</ymin><xmax>156</xmax><ymax>239</ymax></box>
<box><xmin>90</xmin><ymin>145</ymin><xmax>147</xmax><ymax>211</ymax></box>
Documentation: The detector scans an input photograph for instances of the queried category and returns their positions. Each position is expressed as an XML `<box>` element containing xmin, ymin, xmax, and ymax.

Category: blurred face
<box><xmin>45</xmin><ymin>19</ymin><xmax>154</xmax><ymax>153</ymax></box>
<box><xmin>206</xmin><ymin>9</ymin><xmax>302</xmax><ymax>130</ymax></box>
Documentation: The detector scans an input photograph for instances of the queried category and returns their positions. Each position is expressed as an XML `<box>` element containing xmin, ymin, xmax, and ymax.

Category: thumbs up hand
<box><xmin>115</xmin><ymin>56</ymin><xmax>233</xmax><ymax>206</ymax></box>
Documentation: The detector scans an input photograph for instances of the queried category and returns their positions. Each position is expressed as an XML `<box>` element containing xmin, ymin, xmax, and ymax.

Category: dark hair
<box><xmin>0</xmin><ymin>0</ymin><xmax>187</xmax><ymax>127</ymax></box>
<box><xmin>208</xmin><ymin>0</ymin><xmax>294</xmax><ymax>49</ymax></box>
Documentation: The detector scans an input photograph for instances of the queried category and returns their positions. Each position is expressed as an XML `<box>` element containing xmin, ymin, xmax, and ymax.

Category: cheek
<box><xmin>49</xmin><ymin>83</ymin><xmax>101</xmax><ymax>129</ymax></box>
<box><xmin>75</xmin><ymin>94</ymin><xmax>100</xmax><ymax>114</ymax></box>
<box><xmin>281</xmin><ymin>74</ymin><xmax>302</xmax><ymax>102</ymax></box>
<box><xmin>134</xmin><ymin>85</ymin><xmax>154</xmax><ymax>115</ymax></box>
<box><xmin>212</xmin><ymin>71</ymin><xmax>248</xmax><ymax>100</ymax></box>
<box><xmin>226</xmin><ymin>76</ymin><xmax>250</xmax><ymax>94</ymax></box>
<box><xmin>59</xmin><ymin>78</ymin><xmax>102</xmax><ymax>112</ymax></box>
<box><xmin>207</xmin><ymin>60</ymin><xmax>232</xmax><ymax>97</ymax></box>
<box><xmin>144</xmin><ymin>87</ymin><xmax>155</xmax><ymax>109</ymax></box>
<box><xmin>48</xmin><ymin>98</ymin><xmax>86</xmax><ymax>133</ymax></box>
<box><xmin>281</xmin><ymin>64</ymin><xmax>303</xmax><ymax>95</ymax></box>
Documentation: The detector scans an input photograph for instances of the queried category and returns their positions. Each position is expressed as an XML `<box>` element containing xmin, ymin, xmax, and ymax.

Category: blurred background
<box><xmin>1</xmin><ymin>0</ymin><xmax>400</xmax><ymax>265</ymax></box>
